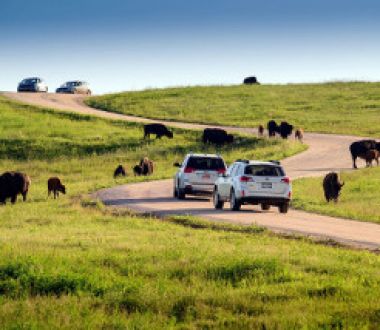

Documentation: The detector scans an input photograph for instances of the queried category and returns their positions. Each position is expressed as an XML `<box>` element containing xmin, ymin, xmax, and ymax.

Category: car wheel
<box><xmin>279</xmin><ymin>203</ymin><xmax>289</xmax><ymax>214</ymax></box>
<box><xmin>213</xmin><ymin>189</ymin><xmax>224</xmax><ymax>209</ymax></box>
<box><xmin>173</xmin><ymin>186</ymin><xmax>178</xmax><ymax>198</ymax></box>
<box><xmin>178</xmin><ymin>188</ymin><xmax>186</xmax><ymax>200</ymax></box>
<box><xmin>230</xmin><ymin>190</ymin><xmax>241</xmax><ymax>211</ymax></box>
<box><xmin>261</xmin><ymin>204</ymin><xmax>270</xmax><ymax>211</ymax></box>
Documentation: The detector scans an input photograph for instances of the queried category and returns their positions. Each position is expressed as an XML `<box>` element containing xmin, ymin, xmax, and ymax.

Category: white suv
<box><xmin>174</xmin><ymin>154</ymin><xmax>227</xmax><ymax>199</ymax></box>
<box><xmin>213</xmin><ymin>160</ymin><xmax>291</xmax><ymax>213</ymax></box>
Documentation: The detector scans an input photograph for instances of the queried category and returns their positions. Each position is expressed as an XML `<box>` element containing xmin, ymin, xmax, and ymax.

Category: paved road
<box><xmin>4</xmin><ymin>92</ymin><xmax>380</xmax><ymax>250</ymax></box>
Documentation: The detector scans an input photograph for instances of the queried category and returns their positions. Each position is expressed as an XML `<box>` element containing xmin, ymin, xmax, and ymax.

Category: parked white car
<box><xmin>56</xmin><ymin>81</ymin><xmax>91</xmax><ymax>94</ymax></box>
<box><xmin>213</xmin><ymin>160</ymin><xmax>291</xmax><ymax>213</ymax></box>
<box><xmin>173</xmin><ymin>154</ymin><xmax>227</xmax><ymax>199</ymax></box>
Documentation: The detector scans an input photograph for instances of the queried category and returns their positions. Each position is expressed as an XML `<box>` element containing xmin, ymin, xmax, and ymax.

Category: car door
<box><xmin>218</xmin><ymin>164</ymin><xmax>236</xmax><ymax>199</ymax></box>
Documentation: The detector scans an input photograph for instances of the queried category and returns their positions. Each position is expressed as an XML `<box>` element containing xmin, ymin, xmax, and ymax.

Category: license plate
<box><xmin>202</xmin><ymin>174</ymin><xmax>211</xmax><ymax>179</ymax></box>
<box><xmin>261</xmin><ymin>182</ymin><xmax>272</xmax><ymax>189</ymax></box>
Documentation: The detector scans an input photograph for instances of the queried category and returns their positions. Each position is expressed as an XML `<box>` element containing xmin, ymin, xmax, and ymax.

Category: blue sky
<box><xmin>1</xmin><ymin>0</ymin><xmax>380</xmax><ymax>94</ymax></box>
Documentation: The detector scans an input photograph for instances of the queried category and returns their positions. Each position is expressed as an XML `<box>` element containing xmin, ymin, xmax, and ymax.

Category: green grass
<box><xmin>1</xmin><ymin>96</ymin><xmax>380</xmax><ymax>328</ymax></box>
<box><xmin>293</xmin><ymin>167</ymin><xmax>380</xmax><ymax>224</ymax></box>
<box><xmin>87</xmin><ymin>81</ymin><xmax>380</xmax><ymax>136</ymax></box>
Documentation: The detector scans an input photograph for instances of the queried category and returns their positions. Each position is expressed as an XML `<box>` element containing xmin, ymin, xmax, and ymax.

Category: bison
<box><xmin>133</xmin><ymin>158</ymin><xmax>154</xmax><ymax>176</ymax></box>
<box><xmin>113</xmin><ymin>165</ymin><xmax>126</xmax><ymax>178</ymax></box>
<box><xmin>202</xmin><ymin>128</ymin><xmax>233</xmax><ymax>145</ymax></box>
<box><xmin>323</xmin><ymin>172</ymin><xmax>344</xmax><ymax>203</ymax></box>
<box><xmin>48</xmin><ymin>177</ymin><xmax>66</xmax><ymax>199</ymax></box>
<box><xmin>349</xmin><ymin>140</ymin><xmax>379</xmax><ymax>169</ymax></box>
<box><xmin>258</xmin><ymin>125</ymin><xmax>264</xmax><ymax>137</ymax></box>
<box><xmin>243</xmin><ymin>76</ymin><xmax>259</xmax><ymax>85</ymax></box>
<box><xmin>0</xmin><ymin>172</ymin><xmax>31</xmax><ymax>204</ymax></box>
<box><xmin>295</xmin><ymin>128</ymin><xmax>304</xmax><ymax>143</ymax></box>
<box><xmin>279</xmin><ymin>121</ymin><xmax>293</xmax><ymax>139</ymax></box>
<box><xmin>267</xmin><ymin>120</ymin><xmax>279</xmax><ymax>137</ymax></box>
<box><xmin>144</xmin><ymin>123</ymin><xmax>173</xmax><ymax>139</ymax></box>
<box><xmin>365</xmin><ymin>149</ymin><xmax>380</xmax><ymax>167</ymax></box>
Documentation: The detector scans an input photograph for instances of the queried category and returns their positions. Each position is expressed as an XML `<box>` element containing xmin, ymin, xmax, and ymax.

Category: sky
<box><xmin>1</xmin><ymin>0</ymin><xmax>380</xmax><ymax>94</ymax></box>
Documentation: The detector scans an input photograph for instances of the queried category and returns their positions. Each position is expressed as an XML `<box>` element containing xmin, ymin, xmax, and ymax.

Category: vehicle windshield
<box><xmin>63</xmin><ymin>81</ymin><xmax>80</xmax><ymax>87</ymax></box>
<box><xmin>21</xmin><ymin>78</ymin><xmax>38</xmax><ymax>84</ymax></box>
<box><xmin>244</xmin><ymin>165</ymin><xmax>284</xmax><ymax>177</ymax></box>
<box><xmin>187</xmin><ymin>157</ymin><xmax>225</xmax><ymax>170</ymax></box>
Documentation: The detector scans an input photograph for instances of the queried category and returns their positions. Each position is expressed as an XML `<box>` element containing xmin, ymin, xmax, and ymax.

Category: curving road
<box><xmin>3</xmin><ymin>92</ymin><xmax>380</xmax><ymax>250</ymax></box>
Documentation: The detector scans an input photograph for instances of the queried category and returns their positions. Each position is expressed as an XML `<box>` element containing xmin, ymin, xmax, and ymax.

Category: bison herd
<box><xmin>1</xmin><ymin>121</ymin><xmax>378</xmax><ymax>207</ymax></box>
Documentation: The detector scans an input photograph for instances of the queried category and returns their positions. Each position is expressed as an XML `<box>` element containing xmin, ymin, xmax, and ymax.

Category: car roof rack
<box><xmin>269</xmin><ymin>160</ymin><xmax>281</xmax><ymax>165</ymax></box>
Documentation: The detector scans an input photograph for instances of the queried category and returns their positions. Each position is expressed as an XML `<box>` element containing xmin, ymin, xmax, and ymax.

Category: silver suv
<box><xmin>56</xmin><ymin>81</ymin><xmax>91</xmax><ymax>94</ymax></box>
<box><xmin>213</xmin><ymin>160</ymin><xmax>291</xmax><ymax>213</ymax></box>
<box><xmin>174</xmin><ymin>154</ymin><xmax>226</xmax><ymax>199</ymax></box>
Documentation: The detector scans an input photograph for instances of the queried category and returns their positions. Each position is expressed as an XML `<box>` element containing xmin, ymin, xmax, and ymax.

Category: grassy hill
<box><xmin>0</xmin><ymin>96</ymin><xmax>380</xmax><ymax>328</ymax></box>
<box><xmin>87</xmin><ymin>82</ymin><xmax>380</xmax><ymax>137</ymax></box>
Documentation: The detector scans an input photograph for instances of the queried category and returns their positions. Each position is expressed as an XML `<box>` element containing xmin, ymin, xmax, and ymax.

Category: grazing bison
<box><xmin>113</xmin><ymin>165</ymin><xmax>126</xmax><ymax>178</ymax></box>
<box><xmin>349</xmin><ymin>140</ymin><xmax>378</xmax><ymax>169</ymax></box>
<box><xmin>243</xmin><ymin>76</ymin><xmax>259</xmax><ymax>85</ymax></box>
<box><xmin>258</xmin><ymin>125</ymin><xmax>264</xmax><ymax>137</ymax></box>
<box><xmin>323</xmin><ymin>172</ymin><xmax>344</xmax><ymax>203</ymax></box>
<box><xmin>295</xmin><ymin>128</ymin><xmax>304</xmax><ymax>143</ymax></box>
<box><xmin>144</xmin><ymin>124</ymin><xmax>173</xmax><ymax>139</ymax></box>
<box><xmin>0</xmin><ymin>172</ymin><xmax>31</xmax><ymax>204</ymax></box>
<box><xmin>202</xmin><ymin>128</ymin><xmax>233</xmax><ymax>145</ymax></box>
<box><xmin>365</xmin><ymin>149</ymin><xmax>380</xmax><ymax>167</ymax></box>
<box><xmin>133</xmin><ymin>158</ymin><xmax>154</xmax><ymax>176</ymax></box>
<box><xmin>279</xmin><ymin>121</ymin><xmax>293</xmax><ymax>139</ymax></box>
<box><xmin>48</xmin><ymin>177</ymin><xmax>66</xmax><ymax>199</ymax></box>
<box><xmin>267</xmin><ymin>120</ymin><xmax>279</xmax><ymax>137</ymax></box>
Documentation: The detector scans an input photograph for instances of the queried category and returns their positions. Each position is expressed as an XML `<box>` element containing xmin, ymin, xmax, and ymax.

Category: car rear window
<box><xmin>187</xmin><ymin>157</ymin><xmax>225</xmax><ymax>170</ymax></box>
<box><xmin>244</xmin><ymin>165</ymin><xmax>284</xmax><ymax>177</ymax></box>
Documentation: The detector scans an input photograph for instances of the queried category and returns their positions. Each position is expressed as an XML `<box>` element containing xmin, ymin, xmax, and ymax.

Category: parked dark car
<box><xmin>17</xmin><ymin>77</ymin><xmax>48</xmax><ymax>92</ymax></box>
<box><xmin>56</xmin><ymin>81</ymin><xmax>91</xmax><ymax>95</ymax></box>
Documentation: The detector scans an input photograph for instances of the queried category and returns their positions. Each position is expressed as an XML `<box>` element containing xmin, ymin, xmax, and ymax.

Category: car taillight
<box><xmin>281</xmin><ymin>177</ymin><xmax>291</xmax><ymax>184</ymax></box>
<box><xmin>217</xmin><ymin>168</ymin><xmax>226</xmax><ymax>174</ymax></box>
<box><xmin>240</xmin><ymin>176</ymin><xmax>253</xmax><ymax>183</ymax></box>
<box><xmin>184</xmin><ymin>167</ymin><xmax>195</xmax><ymax>173</ymax></box>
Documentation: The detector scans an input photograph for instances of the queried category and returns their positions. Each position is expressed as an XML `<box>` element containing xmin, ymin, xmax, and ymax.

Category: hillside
<box><xmin>87</xmin><ymin>82</ymin><xmax>380</xmax><ymax>136</ymax></box>
<box><xmin>0</xmin><ymin>96</ymin><xmax>379</xmax><ymax>328</ymax></box>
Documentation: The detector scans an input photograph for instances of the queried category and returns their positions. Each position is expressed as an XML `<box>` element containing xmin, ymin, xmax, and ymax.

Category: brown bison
<box><xmin>113</xmin><ymin>165</ymin><xmax>126</xmax><ymax>178</ymax></box>
<box><xmin>133</xmin><ymin>158</ymin><xmax>154</xmax><ymax>176</ymax></box>
<box><xmin>295</xmin><ymin>128</ymin><xmax>304</xmax><ymax>143</ymax></box>
<box><xmin>144</xmin><ymin>123</ymin><xmax>173</xmax><ymax>139</ymax></box>
<box><xmin>323</xmin><ymin>172</ymin><xmax>344</xmax><ymax>203</ymax></box>
<box><xmin>365</xmin><ymin>149</ymin><xmax>379</xmax><ymax>167</ymax></box>
<box><xmin>0</xmin><ymin>172</ymin><xmax>31</xmax><ymax>204</ymax></box>
<box><xmin>258</xmin><ymin>125</ymin><xmax>264</xmax><ymax>137</ymax></box>
<box><xmin>48</xmin><ymin>177</ymin><xmax>66</xmax><ymax>199</ymax></box>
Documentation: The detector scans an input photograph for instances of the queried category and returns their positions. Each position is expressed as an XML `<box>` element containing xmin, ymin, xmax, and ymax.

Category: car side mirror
<box><xmin>173</xmin><ymin>162</ymin><xmax>182</xmax><ymax>167</ymax></box>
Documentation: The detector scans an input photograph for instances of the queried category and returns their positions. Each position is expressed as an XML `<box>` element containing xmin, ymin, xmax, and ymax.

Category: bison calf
<box><xmin>258</xmin><ymin>125</ymin><xmax>264</xmax><ymax>137</ymax></box>
<box><xmin>323</xmin><ymin>172</ymin><xmax>344</xmax><ymax>203</ymax></box>
<box><xmin>0</xmin><ymin>172</ymin><xmax>31</xmax><ymax>204</ymax></box>
<box><xmin>295</xmin><ymin>128</ymin><xmax>304</xmax><ymax>143</ymax></box>
<box><xmin>365</xmin><ymin>149</ymin><xmax>379</xmax><ymax>167</ymax></box>
<box><xmin>48</xmin><ymin>177</ymin><xmax>66</xmax><ymax>199</ymax></box>
<box><xmin>114</xmin><ymin>165</ymin><xmax>126</xmax><ymax>178</ymax></box>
